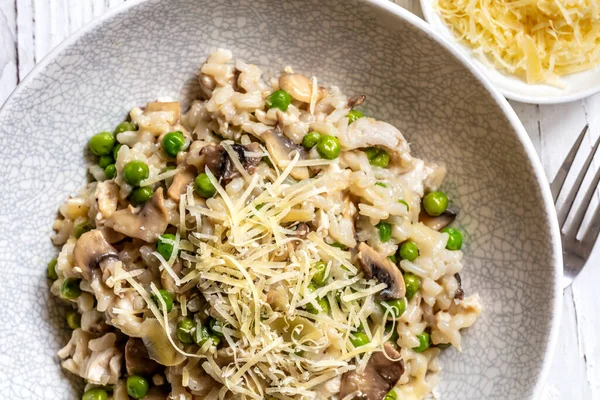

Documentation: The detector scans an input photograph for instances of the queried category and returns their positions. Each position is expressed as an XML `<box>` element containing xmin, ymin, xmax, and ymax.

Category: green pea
<box><xmin>126</xmin><ymin>375</ymin><xmax>149</xmax><ymax>399</ymax></box>
<box><xmin>413</xmin><ymin>332</ymin><xmax>431</xmax><ymax>353</ymax></box>
<box><xmin>399</xmin><ymin>240</ymin><xmax>419</xmax><ymax>262</ymax></box>
<box><xmin>302</xmin><ymin>131</ymin><xmax>322</xmax><ymax>149</ymax></box>
<box><xmin>346</xmin><ymin>109</ymin><xmax>364</xmax><ymax>124</ymax></box>
<box><xmin>387</xmin><ymin>254</ymin><xmax>397</xmax><ymax>264</ymax></box>
<box><xmin>423</xmin><ymin>191</ymin><xmax>448</xmax><ymax>217</ymax></box>
<box><xmin>104</xmin><ymin>164</ymin><xmax>117</xmax><ymax>180</ymax></box>
<box><xmin>177</xmin><ymin>317</ymin><xmax>195</xmax><ymax>344</ymax></box>
<box><xmin>66</xmin><ymin>310</ymin><xmax>81</xmax><ymax>329</ymax></box>
<box><xmin>363</xmin><ymin>147</ymin><xmax>380</xmax><ymax>160</ymax></box>
<box><xmin>316</xmin><ymin>135</ymin><xmax>341</xmax><ymax>160</ymax></box>
<box><xmin>98</xmin><ymin>155</ymin><xmax>113</xmax><ymax>169</ymax></box>
<box><xmin>209</xmin><ymin>318</ymin><xmax>225</xmax><ymax>337</ymax></box>
<box><xmin>82</xmin><ymin>388</ymin><xmax>108</xmax><ymax>400</ymax></box>
<box><xmin>329</xmin><ymin>242</ymin><xmax>346</xmax><ymax>250</ymax></box>
<box><xmin>114</xmin><ymin>121</ymin><xmax>136</xmax><ymax>134</ymax></box>
<box><xmin>157</xmin><ymin>233</ymin><xmax>176</xmax><ymax>261</ymax></box>
<box><xmin>151</xmin><ymin>289</ymin><xmax>174</xmax><ymax>313</ymax></box>
<box><xmin>162</xmin><ymin>131</ymin><xmax>187</xmax><ymax>158</ymax></box>
<box><xmin>370</xmin><ymin>150</ymin><xmax>390</xmax><ymax>168</ymax></box>
<box><xmin>377</xmin><ymin>221</ymin><xmax>392</xmax><ymax>242</ymax></box>
<box><xmin>375</xmin><ymin>182</ymin><xmax>387</xmax><ymax>188</ymax></box>
<box><xmin>381</xmin><ymin>298</ymin><xmax>406</xmax><ymax>320</ymax></box>
<box><xmin>350</xmin><ymin>331</ymin><xmax>370</xmax><ymax>347</ymax></box>
<box><xmin>123</xmin><ymin>161</ymin><xmax>149</xmax><ymax>187</ymax></box>
<box><xmin>89</xmin><ymin>132</ymin><xmax>115</xmax><ymax>156</ymax></box>
<box><xmin>311</xmin><ymin>261</ymin><xmax>329</xmax><ymax>287</ymax></box>
<box><xmin>194</xmin><ymin>324</ymin><xmax>220</xmax><ymax>347</ymax></box>
<box><xmin>266</xmin><ymin>89</ymin><xmax>292</xmax><ymax>111</ymax></box>
<box><xmin>61</xmin><ymin>278</ymin><xmax>82</xmax><ymax>299</ymax></box>
<box><xmin>398</xmin><ymin>199</ymin><xmax>409</xmax><ymax>211</ymax></box>
<box><xmin>364</xmin><ymin>147</ymin><xmax>390</xmax><ymax>168</ymax></box>
<box><xmin>47</xmin><ymin>258</ymin><xmax>58</xmax><ymax>280</ymax></box>
<box><xmin>112</xmin><ymin>143</ymin><xmax>122</xmax><ymax>161</ymax></box>
<box><xmin>306</xmin><ymin>297</ymin><xmax>330</xmax><ymax>315</ymax></box>
<box><xmin>73</xmin><ymin>221</ymin><xmax>92</xmax><ymax>239</ymax></box>
<box><xmin>441</xmin><ymin>227</ymin><xmax>463</xmax><ymax>250</ymax></box>
<box><xmin>194</xmin><ymin>173</ymin><xmax>216</xmax><ymax>198</ymax></box>
<box><xmin>404</xmin><ymin>273</ymin><xmax>421</xmax><ymax>300</ymax></box>
<box><xmin>384</xmin><ymin>389</ymin><xmax>398</xmax><ymax>400</ymax></box>
<box><xmin>130</xmin><ymin>186</ymin><xmax>153</xmax><ymax>206</ymax></box>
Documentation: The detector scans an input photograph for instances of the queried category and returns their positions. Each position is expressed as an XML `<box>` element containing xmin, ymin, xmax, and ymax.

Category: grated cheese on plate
<box><xmin>435</xmin><ymin>0</ymin><xmax>600</xmax><ymax>84</ymax></box>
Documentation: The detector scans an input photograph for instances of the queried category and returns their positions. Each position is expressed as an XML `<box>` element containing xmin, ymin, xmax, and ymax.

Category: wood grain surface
<box><xmin>1</xmin><ymin>0</ymin><xmax>599</xmax><ymax>398</ymax></box>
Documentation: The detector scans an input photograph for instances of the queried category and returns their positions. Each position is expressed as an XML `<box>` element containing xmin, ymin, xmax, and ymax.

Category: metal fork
<box><xmin>551</xmin><ymin>125</ymin><xmax>600</xmax><ymax>288</ymax></box>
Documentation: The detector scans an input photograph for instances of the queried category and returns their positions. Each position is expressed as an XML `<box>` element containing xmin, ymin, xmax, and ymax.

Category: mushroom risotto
<box><xmin>49</xmin><ymin>49</ymin><xmax>482</xmax><ymax>400</ymax></box>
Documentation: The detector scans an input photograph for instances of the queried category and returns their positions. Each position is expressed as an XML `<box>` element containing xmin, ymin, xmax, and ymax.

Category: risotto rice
<box><xmin>49</xmin><ymin>49</ymin><xmax>482</xmax><ymax>400</ymax></box>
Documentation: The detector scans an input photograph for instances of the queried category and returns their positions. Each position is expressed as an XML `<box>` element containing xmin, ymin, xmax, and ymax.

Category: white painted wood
<box><xmin>0</xmin><ymin>0</ymin><xmax>598</xmax><ymax>398</ymax></box>
<box><xmin>0</xmin><ymin>0</ymin><xmax>17</xmax><ymax>103</ymax></box>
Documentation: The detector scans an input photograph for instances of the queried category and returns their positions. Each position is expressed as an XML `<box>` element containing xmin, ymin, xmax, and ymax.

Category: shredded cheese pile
<box><xmin>134</xmin><ymin>148</ymin><xmax>395</xmax><ymax>399</ymax></box>
<box><xmin>435</xmin><ymin>0</ymin><xmax>600</xmax><ymax>84</ymax></box>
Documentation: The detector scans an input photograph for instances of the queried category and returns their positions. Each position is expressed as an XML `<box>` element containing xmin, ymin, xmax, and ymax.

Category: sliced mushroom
<box><xmin>338</xmin><ymin>118</ymin><xmax>410</xmax><ymax>157</ymax></box>
<box><xmin>140</xmin><ymin>318</ymin><xmax>185</xmax><ymax>366</ymax></box>
<box><xmin>419</xmin><ymin>206</ymin><xmax>458</xmax><ymax>231</ymax></box>
<box><xmin>263</xmin><ymin>128</ymin><xmax>309</xmax><ymax>180</ymax></box>
<box><xmin>98</xmin><ymin>226</ymin><xmax>126</xmax><ymax>244</ymax></box>
<box><xmin>105</xmin><ymin>188</ymin><xmax>169</xmax><ymax>243</ymax></box>
<box><xmin>199</xmin><ymin>142</ymin><xmax>262</xmax><ymax>180</ymax></box>
<box><xmin>279</xmin><ymin>74</ymin><xmax>328</xmax><ymax>103</ymax></box>
<box><xmin>347</xmin><ymin>95</ymin><xmax>366</xmax><ymax>109</ymax></box>
<box><xmin>167</xmin><ymin>165</ymin><xmax>197</xmax><ymax>202</ymax></box>
<box><xmin>339</xmin><ymin>343</ymin><xmax>405</xmax><ymax>400</ymax></box>
<box><xmin>357</xmin><ymin>243</ymin><xmax>405</xmax><ymax>300</ymax></box>
<box><xmin>292</xmin><ymin>222</ymin><xmax>309</xmax><ymax>239</ymax></box>
<box><xmin>73</xmin><ymin>229</ymin><xmax>119</xmax><ymax>280</ymax></box>
<box><xmin>125</xmin><ymin>337</ymin><xmax>163</xmax><ymax>376</ymax></box>
<box><xmin>454</xmin><ymin>273</ymin><xmax>464</xmax><ymax>300</ymax></box>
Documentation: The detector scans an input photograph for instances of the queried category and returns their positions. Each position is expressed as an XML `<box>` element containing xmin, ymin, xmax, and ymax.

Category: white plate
<box><xmin>420</xmin><ymin>0</ymin><xmax>600</xmax><ymax>104</ymax></box>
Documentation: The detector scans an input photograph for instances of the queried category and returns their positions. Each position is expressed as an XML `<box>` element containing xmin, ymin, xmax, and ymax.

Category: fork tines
<box><xmin>551</xmin><ymin>124</ymin><xmax>600</xmax><ymax>240</ymax></box>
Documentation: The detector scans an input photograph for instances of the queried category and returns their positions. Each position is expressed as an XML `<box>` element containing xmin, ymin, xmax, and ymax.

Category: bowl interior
<box><xmin>0</xmin><ymin>0</ymin><xmax>559</xmax><ymax>398</ymax></box>
<box><xmin>420</xmin><ymin>0</ymin><xmax>600</xmax><ymax>104</ymax></box>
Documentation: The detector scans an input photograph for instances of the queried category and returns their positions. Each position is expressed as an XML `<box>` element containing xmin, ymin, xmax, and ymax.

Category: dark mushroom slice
<box><xmin>340</xmin><ymin>342</ymin><xmax>405</xmax><ymax>400</ymax></box>
<box><xmin>105</xmin><ymin>187</ymin><xmax>169</xmax><ymax>243</ymax></box>
<box><xmin>292</xmin><ymin>222</ymin><xmax>309</xmax><ymax>239</ymax></box>
<box><xmin>263</xmin><ymin>128</ymin><xmax>309</xmax><ymax>180</ymax></box>
<box><xmin>73</xmin><ymin>229</ymin><xmax>119</xmax><ymax>280</ymax></box>
<box><xmin>419</xmin><ymin>205</ymin><xmax>458</xmax><ymax>231</ymax></box>
<box><xmin>200</xmin><ymin>142</ymin><xmax>262</xmax><ymax>180</ymax></box>
<box><xmin>167</xmin><ymin>164</ymin><xmax>197</xmax><ymax>202</ymax></box>
<box><xmin>357</xmin><ymin>243</ymin><xmax>405</xmax><ymax>300</ymax></box>
<box><xmin>347</xmin><ymin>95</ymin><xmax>366</xmax><ymax>109</ymax></box>
<box><xmin>125</xmin><ymin>337</ymin><xmax>163</xmax><ymax>376</ymax></box>
<box><xmin>454</xmin><ymin>273</ymin><xmax>464</xmax><ymax>300</ymax></box>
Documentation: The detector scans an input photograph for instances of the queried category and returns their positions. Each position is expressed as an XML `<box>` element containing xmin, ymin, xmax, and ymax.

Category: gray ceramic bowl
<box><xmin>0</xmin><ymin>0</ymin><xmax>561</xmax><ymax>398</ymax></box>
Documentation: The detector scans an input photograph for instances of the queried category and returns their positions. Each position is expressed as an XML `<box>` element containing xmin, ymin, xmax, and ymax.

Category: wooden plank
<box><xmin>0</xmin><ymin>0</ymin><xmax>18</xmax><ymax>104</ymax></box>
<box><xmin>542</xmin><ymin>287</ymin><xmax>593</xmax><ymax>400</ymax></box>
<box><xmin>15</xmin><ymin>0</ymin><xmax>35</xmax><ymax>79</ymax></box>
<box><xmin>510</xmin><ymin>101</ymin><xmax>542</xmax><ymax>155</ymax></box>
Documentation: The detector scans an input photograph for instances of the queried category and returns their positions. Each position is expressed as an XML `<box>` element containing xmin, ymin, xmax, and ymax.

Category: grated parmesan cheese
<box><xmin>435</xmin><ymin>0</ymin><xmax>600</xmax><ymax>84</ymax></box>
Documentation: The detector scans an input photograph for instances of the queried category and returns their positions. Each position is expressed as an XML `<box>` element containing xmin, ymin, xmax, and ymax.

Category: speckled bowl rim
<box><xmin>0</xmin><ymin>0</ymin><xmax>563</xmax><ymax>398</ymax></box>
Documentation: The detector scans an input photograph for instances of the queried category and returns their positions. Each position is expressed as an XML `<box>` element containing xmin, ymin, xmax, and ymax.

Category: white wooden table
<box><xmin>1</xmin><ymin>0</ymin><xmax>599</xmax><ymax>398</ymax></box>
